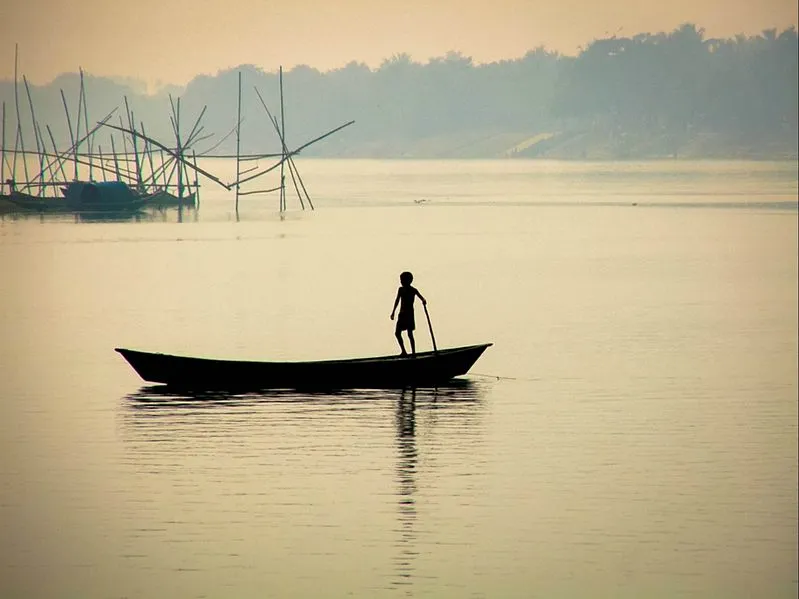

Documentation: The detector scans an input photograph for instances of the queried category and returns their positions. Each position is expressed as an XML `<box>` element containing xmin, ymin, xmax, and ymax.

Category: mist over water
<box><xmin>1</xmin><ymin>159</ymin><xmax>797</xmax><ymax>598</ymax></box>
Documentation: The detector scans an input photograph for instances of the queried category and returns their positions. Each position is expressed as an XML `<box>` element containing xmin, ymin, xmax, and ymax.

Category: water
<box><xmin>1</xmin><ymin>160</ymin><xmax>797</xmax><ymax>598</ymax></box>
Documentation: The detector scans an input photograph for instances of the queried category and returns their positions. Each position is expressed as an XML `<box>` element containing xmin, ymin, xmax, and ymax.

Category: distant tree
<box><xmin>0</xmin><ymin>24</ymin><xmax>795</xmax><ymax>159</ymax></box>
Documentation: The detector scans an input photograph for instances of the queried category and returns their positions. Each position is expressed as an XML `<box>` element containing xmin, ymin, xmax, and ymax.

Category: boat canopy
<box><xmin>64</xmin><ymin>180</ymin><xmax>138</xmax><ymax>206</ymax></box>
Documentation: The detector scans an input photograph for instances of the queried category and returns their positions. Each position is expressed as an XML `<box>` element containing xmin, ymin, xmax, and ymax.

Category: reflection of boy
<box><xmin>390</xmin><ymin>271</ymin><xmax>427</xmax><ymax>356</ymax></box>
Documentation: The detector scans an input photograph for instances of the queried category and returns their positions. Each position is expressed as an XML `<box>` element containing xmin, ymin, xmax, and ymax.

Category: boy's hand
<box><xmin>422</xmin><ymin>299</ymin><xmax>427</xmax><ymax>306</ymax></box>
<box><xmin>390</xmin><ymin>314</ymin><xmax>395</xmax><ymax>320</ymax></box>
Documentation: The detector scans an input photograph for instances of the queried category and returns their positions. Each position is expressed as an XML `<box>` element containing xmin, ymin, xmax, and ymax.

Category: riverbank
<box><xmin>317</xmin><ymin>128</ymin><xmax>798</xmax><ymax>160</ymax></box>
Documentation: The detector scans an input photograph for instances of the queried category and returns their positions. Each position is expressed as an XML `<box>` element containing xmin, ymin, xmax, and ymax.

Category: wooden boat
<box><xmin>61</xmin><ymin>181</ymin><xmax>154</xmax><ymax>211</ymax></box>
<box><xmin>115</xmin><ymin>343</ymin><xmax>492</xmax><ymax>390</ymax></box>
<box><xmin>6</xmin><ymin>182</ymin><xmax>154</xmax><ymax>213</ymax></box>
<box><xmin>7</xmin><ymin>191</ymin><xmax>67</xmax><ymax>212</ymax></box>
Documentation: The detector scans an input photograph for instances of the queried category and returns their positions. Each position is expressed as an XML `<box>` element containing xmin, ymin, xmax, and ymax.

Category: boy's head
<box><xmin>400</xmin><ymin>271</ymin><xmax>413</xmax><ymax>286</ymax></box>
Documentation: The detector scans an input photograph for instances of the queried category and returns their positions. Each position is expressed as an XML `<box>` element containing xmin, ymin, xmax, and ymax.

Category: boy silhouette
<box><xmin>390</xmin><ymin>271</ymin><xmax>427</xmax><ymax>356</ymax></box>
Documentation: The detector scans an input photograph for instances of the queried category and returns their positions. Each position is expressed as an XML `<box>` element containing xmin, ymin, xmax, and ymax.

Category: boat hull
<box><xmin>115</xmin><ymin>344</ymin><xmax>492</xmax><ymax>390</ymax></box>
<box><xmin>7</xmin><ymin>183</ymin><xmax>153</xmax><ymax>213</ymax></box>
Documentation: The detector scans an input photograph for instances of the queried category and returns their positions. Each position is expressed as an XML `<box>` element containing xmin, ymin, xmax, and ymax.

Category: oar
<box><xmin>423</xmin><ymin>303</ymin><xmax>437</xmax><ymax>353</ymax></box>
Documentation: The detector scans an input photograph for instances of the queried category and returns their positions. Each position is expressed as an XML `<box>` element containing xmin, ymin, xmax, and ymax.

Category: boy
<box><xmin>390</xmin><ymin>271</ymin><xmax>427</xmax><ymax>356</ymax></box>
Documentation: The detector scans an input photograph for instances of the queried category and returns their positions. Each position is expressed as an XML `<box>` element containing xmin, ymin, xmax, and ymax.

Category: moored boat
<box><xmin>62</xmin><ymin>181</ymin><xmax>153</xmax><ymax>211</ymax></box>
<box><xmin>7</xmin><ymin>190</ymin><xmax>67</xmax><ymax>212</ymax></box>
<box><xmin>6</xmin><ymin>181</ymin><xmax>155</xmax><ymax>213</ymax></box>
<box><xmin>115</xmin><ymin>344</ymin><xmax>492</xmax><ymax>390</ymax></box>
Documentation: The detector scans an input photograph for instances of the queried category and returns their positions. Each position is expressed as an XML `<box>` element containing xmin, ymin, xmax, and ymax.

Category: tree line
<box><xmin>0</xmin><ymin>24</ymin><xmax>796</xmax><ymax>160</ymax></box>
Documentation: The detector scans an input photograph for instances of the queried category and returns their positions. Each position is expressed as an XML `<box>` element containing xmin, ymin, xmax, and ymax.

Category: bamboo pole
<box><xmin>183</xmin><ymin>105</ymin><xmax>207</xmax><ymax>149</ymax></box>
<box><xmin>159</xmin><ymin>149</ymin><xmax>168</xmax><ymax>188</ymax></box>
<box><xmin>291</xmin><ymin>154</ymin><xmax>314</xmax><ymax>209</ymax></box>
<box><xmin>23</xmin><ymin>76</ymin><xmax>46</xmax><ymax>191</ymax></box>
<box><xmin>192</xmin><ymin>149</ymin><xmax>200</xmax><ymax>207</ymax></box>
<box><xmin>35</xmin><ymin>123</ymin><xmax>56</xmax><ymax>194</ymax></box>
<box><xmin>1</xmin><ymin>101</ymin><xmax>5</xmax><ymax>194</ymax></box>
<box><xmin>279</xmin><ymin>67</ymin><xmax>286</xmax><ymax>212</ymax></box>
<box><xmin>175</xmin><ymin>98</ymin><xmax>183</xmax><ymax>207</ymax></box>
<box><xmin>238</xmin><ymin>164</ymin><xmax>260</xmax><ymax>176</ymax></box>
<box><xmin>163</xmin><ymin>154</ymin><xmax>179</xmax><ymax>189</ymax></box>
<box><xmin>235</xmin><ymin>70</ymin><xmax>242</xmax><ymax>216</ymax></box>
<box><xmin>117</xmin><ymin>115</ymin><xmax>131</xmax><ymax>183</ymax></box>
<box><xmin>175</xmin><ymin>96</ymin><xmax>185</xmax><ymax>222</ymax></box>
<box><xmin>141</xmin><ymin>121</ymin><xmax>156</xmax><ymax>191</ymax></box>
<box><xmin>97</xmin><ymin>145</ymin><xmax>107</xmax><ymax>182</ymax></box>
<box><xmin>124</xmin><ymin>97</ymin><xmax>143</xmax><ymax>191</ymax></box>
<box><xmin>22</xmin><ymin>77</ymin><xmax>41</xmax><ymax>159</ymax></box>
<box><xmin>46</xmin><ymin>125</ymin><xmax>69</xmax><ymax>182</ymax></box>
<box><xmin>284</xmin><ymin>151</ymin><xmax>304</xmax><ymax>209</ymax></box>
<box><xmin>198</xmin><ymin>150</ymin><xmax>282</xmax><ymax>159</ymax></box>
<box><xmin>194</xmin><ymin>123</ymin><xmax>256</xmax><ymax>157</ymax></box>
<box><xmin>36</xmin><ymin>125</ymin><xmax>50</xmax><ymax>196</ymax></box>
<box><xmin>13</xmin><ymin>44</ymin><xmax>30</xmax><ymax>191</ymax></box>
<box><xmin>189</xmin><ymin>131</ymin><xmax>213</xmax><ymax>146</ymax></box>
<box><xmin>11</xmin><ymin>128</ymin><xmax>20</xmax><ymax>192</ymax></box>
<box><xmin>238</xmin><ymin>186</ymin><xmax>281</xmax><ymax>196</ymax></box>
<box><xmin>110</xmin><ymin>135</ymin><xmax>121</xmax><ymax>181</ymax></box>
<box><xmin>184</xmin><ymin>127</ymin><xmax>210</xmax><ymax>151</ymax></box>
<box><xmin>75</xmin><ymin>71</ymin><xmax>84</xmax><ymax>179</ymax></box>
<box><xmin>167</xmin><ymin>98</ymin><xmax>180</xmax><ymax>201</ymax></box>
<box><xmin>80</xmin><ymin>68</ymin><xmax>93</xmax><ymax>181</ymax></box>
<box><xmin>60</xmin><ymin>89</ymin><xmax>78</xmax><ymax>181</ymax></box>
<box><xmin>145</xmin><ymin>153</ymin><xmax>173</xmax><ymax>189</ymax></box>
<box><xmin>183</xmin><ymin>158</ymin><xmax>190</xmax><ymax>202</ymax></box>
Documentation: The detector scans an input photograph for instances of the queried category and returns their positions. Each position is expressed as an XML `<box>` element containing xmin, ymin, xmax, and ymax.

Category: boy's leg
<box><xmin>395</xmin><ymin>330</ymin><xmax>407</xmax><ymax>355</ymax></box>
<box><xmin>408</xmin><ymin>331</ymin><xmax>416</xmax><ymax>355</ymax></box>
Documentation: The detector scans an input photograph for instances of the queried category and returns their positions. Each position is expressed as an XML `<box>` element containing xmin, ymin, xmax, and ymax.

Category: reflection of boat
<box><xmin>115</xmin><ymin>344</ymin><xmax>492</xmax><ymax>390</ymax></box>
<box><xmin>146</xmin><ymin>189</ymin><xmax>197</xmax><ymax>208</ymax></box>
<box><xmin>117</xmin><ymin>380</ymin><xmax>485</xmax><ymax>595</ymax></box>
<box><xmin>394</xmin><ymin>388</ymin><xmax>418</xmax><ymax>587</ymax></box>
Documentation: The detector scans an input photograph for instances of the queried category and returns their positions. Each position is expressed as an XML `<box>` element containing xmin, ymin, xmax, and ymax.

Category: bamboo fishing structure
<box><xmin>1</xmin><ymin>48</ymin><xmax>353</xmax><ymax>218</ymax></box>
<box><xmin>1</xmin><ymin>47</ymin><xmax>205</xmax><ymax>214</ymax></box>
<box><xmin>253</xmin><ymin>87</ymin><xmax>312</xmax><ymax>210</ymax></box>
<box><xmin>228</xmin><ymin>66</ymin><xmax>354</xmax><ymax>214</ymax></box>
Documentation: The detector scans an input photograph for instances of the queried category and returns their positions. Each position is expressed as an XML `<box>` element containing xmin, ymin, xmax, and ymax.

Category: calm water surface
<box><xmin>1</xmin><ymin>160</ymin><xmax>797</xmax><ymax>598</ymax></box>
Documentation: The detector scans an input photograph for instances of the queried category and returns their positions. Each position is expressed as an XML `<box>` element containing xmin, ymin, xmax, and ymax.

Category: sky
<box><xmin>1</xmin><ymin>0</ymin><xmax>796</xmax><ymax>91</ymax></box>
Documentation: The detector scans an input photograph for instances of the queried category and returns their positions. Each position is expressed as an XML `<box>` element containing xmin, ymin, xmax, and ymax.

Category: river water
<box><xmin>1</xmin><ymin>159</ymin><xmax>797</xmax><ymax>598</ymax></box>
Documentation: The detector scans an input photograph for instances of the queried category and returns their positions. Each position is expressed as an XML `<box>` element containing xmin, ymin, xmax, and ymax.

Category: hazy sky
<box><xmin>1</xmin><ymin>0</ymin><xmax>796</xmax><ymax>89</ymax></box>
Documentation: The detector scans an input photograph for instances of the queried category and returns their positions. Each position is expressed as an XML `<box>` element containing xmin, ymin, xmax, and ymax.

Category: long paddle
<box><xmin>423</xmin><ymin>303</ymin><xmax>437</xmax><ymax>353</ymax></box>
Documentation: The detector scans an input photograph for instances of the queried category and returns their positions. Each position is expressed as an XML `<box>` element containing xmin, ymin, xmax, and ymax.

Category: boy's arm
<box><xmin>390</xmin><ymin>289</ymin><xmax>400</xmax><ymax>319</ymax></box>
<box><xmin>416</xmin><ymin>288</ymin><xmax>427</xmax><ymax>305</ymax></box>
